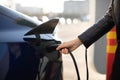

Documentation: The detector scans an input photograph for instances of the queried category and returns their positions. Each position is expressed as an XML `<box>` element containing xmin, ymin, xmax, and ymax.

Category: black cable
<box><xmin>68</xmin><ymin>49</ymin><xmax>80</xmax><ymax>80</ymax></box>
<box><xmin>45</xmin><ymin>43</ymin><xmax>89</xmax><ymax>80</ymax></box>
<box><xmin>68</xmin><ymin>48</ymin><xmax>89</xmax><ymax>80</ymax></box>
<box><xmin>85</xmin><ymin>49</ymin><xmax>89</xmax><ymax>80</ymax></box>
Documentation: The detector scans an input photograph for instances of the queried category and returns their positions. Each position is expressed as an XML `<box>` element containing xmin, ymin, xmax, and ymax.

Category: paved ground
<box><xmin>56</xmin><ymin>21</ymin><xmax>106</xmax><ymax>80</ymax></box>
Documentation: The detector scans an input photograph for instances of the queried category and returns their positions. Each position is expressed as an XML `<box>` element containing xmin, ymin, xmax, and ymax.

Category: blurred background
<box><xmin>0</xmin><ymin>0</ymin><xmax>111</xmax><ymax>80</ymax></box>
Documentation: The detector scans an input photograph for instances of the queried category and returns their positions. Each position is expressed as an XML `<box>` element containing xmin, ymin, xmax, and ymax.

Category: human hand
<box><xmin>56</xmin><ymin>38</ymin><xmax>82</xmax><ymax>54</ymax></box>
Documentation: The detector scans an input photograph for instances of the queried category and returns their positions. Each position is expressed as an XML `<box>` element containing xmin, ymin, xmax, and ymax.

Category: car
<box><xmin>0</xmin><ymin>5</ymin><xmax>63</xmax><ymax>80</ymax></box>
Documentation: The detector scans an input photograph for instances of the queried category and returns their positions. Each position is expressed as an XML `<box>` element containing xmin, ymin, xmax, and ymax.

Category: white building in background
<box><xmin>0</xmin><ymin>0</ymin><xmax>43</xmax><ymax>16</ymax></box>
<box><xmin>15</xmin><ymin>4</ymin><xmax>43</xmax><ymax>16</ymax></box>
<box><xmin>63</xmin><ymin>0</ymin><xmax>89</xmax><ymax>17</ymax></box>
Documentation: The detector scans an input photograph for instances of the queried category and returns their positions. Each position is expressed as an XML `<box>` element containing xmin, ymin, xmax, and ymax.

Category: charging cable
<box><xmin>68</xmin><ymin>48</ymin><xmax>89</xmax><ymax>80</ymax></box>
<box><xmin>46</xmin><ymin>44</ymin><xmax>89</xmax><ymax>80</ymax></box>
<box><xmin>68</xmin><ymin>49</ymin><xmax>81</xmax><ymax>80</ymax></box>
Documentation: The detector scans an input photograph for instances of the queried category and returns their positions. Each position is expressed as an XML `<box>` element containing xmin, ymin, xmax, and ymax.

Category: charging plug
<box><xmin>46</xmin><ymin>44</ymin><xmax>60</xmax><ymax>52</ymax></box>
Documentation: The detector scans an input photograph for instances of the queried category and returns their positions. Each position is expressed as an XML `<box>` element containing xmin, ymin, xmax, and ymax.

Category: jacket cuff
<box><xmin>78</xmin><ymin>34</ymin><xmax>91</xmax><ymax>48</ymax></box>
<box><xmin>78</xmin><ymin>15</ymin><xmax>114</xmax><ymax>48</ymax></box>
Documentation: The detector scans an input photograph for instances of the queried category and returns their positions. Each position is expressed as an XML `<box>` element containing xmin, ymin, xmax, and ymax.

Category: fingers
<box><xmin>56</xmin><ymin>42</ymin><xmax>67</xmax><ymax>51</ymax></box>
<box><xmin>56</xmin><ymin>44</ymin><xmax>69</xmax><ymax>54</ymax></box>
<box><xmin>56</xmin><ymin>43</ymin><xmax>69</xmax><ymax>54</ymax></box>
<box><xmin>56</xmin><ymin>44</ymin><xmax>62</xmax><ymax>51</ymax></box>
<box><xmin>56</xmin><ymin>38</ymin><xmax>82</xmax><ymax>54</ymax></box>
<box><xmin>56</xmin><ymin>41</ymin><xmax>74</xmax><ymax>54</ymax></box>
<box><xmin>56</xmin><ymin>42</ymin><xmax>69</xmax><ymax>54</ymax></box>
<box><xmin>58</xmin><ymin>48</ymin><xmax>69</xmax><ymax>54</ymax></box>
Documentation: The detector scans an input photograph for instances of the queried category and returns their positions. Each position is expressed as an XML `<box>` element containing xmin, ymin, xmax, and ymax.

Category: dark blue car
<box><xmin>0</xmin><ymin>5</ymin><xmax>63</xmax><ymax>80</ymax></box>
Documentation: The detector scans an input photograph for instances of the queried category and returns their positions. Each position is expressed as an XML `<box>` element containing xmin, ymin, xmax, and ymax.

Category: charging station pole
<box><xmin>94</xmin><ymin>0</ymin><xmax>111</xmax><ymax>74</ymax></box>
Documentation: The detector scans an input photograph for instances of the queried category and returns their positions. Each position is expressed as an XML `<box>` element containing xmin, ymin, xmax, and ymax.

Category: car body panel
<box><xmin>0</xmin><ymin>5</ymin><xmax>62</xmax><ymax>80</ymax></box>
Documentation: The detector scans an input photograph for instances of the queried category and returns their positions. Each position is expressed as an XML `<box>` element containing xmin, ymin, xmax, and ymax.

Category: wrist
<box><xmin>74</xmin><ymin>38</ymin><xmax>82</xmax><ymax>47</ymax></box>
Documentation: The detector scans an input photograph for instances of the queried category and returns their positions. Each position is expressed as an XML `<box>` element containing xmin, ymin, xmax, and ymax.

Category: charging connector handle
<box><xmin>46</xmin><ymin>44</ymin><xmax>81</xmax><ymax>80</ymax></box>
<box><xmin>46</xmin><ymin>44</ymin><xmax>60</xmax><ymax>52</ymax></box>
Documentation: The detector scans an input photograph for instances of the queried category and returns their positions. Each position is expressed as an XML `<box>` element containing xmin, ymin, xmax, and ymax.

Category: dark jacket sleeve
<box><xmin>78</xmin><ymin>5</ymin><xmax>115</xmax><ymax>48</ymax></box>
